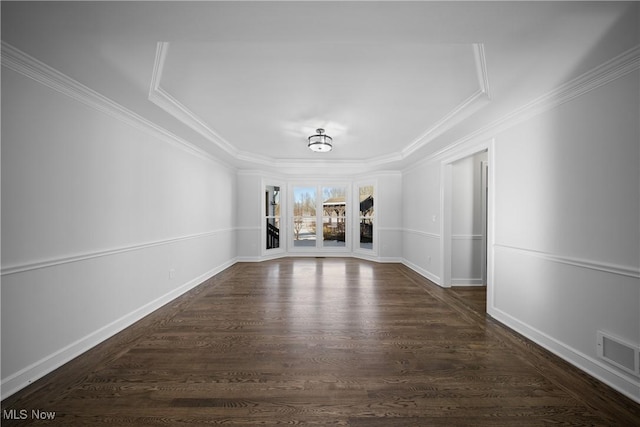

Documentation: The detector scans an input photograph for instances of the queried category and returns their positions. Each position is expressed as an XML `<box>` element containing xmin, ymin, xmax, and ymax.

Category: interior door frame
<box><xmin>440</xmin><ymin>139</ymin><xmax>494</xmax><ymax>292</ymax></box>
<box><xmin>480</xmin><ymin>159</ymin><xmax>489</xmax><ymax>285</ymax></box>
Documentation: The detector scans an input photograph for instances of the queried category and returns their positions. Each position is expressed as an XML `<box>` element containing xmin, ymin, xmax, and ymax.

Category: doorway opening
<box><xmin>441</xmin><ymin>143</ymin><xmax>493</xmax><ymax>311</ymax></box>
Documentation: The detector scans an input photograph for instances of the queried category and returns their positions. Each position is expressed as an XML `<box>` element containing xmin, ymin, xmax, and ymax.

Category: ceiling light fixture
<box><xmin>307</xmin><ymin>128</ymin><xmax>333</xmax><ymax>152</ymax></box>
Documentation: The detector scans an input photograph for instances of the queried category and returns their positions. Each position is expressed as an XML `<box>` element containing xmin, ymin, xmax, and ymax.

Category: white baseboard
<box><xmin>401</xmin><ymin>259</ymin><xmax>442</xmax><ymax>286</ymax></box>
<box><xmin>236</xmin><ymin>256</ymin><xmax>267</xmax><ymax>262</ymax></box>
<box><xmin>488</xmin><ymin>306</ymin><xmax>640</xmax><ymax>404</ymax></box>
<box><xmin>451</xmin><ymin>278</ymin><xmax>485</xmax><ymax>286</ymax></box>
<box><xmin>239</xmin><ymin>253</ymin><xmax>401</xmax><ymax>264</ymax></box>
<box><xmin>1</xmin><ymin>259</ymin><xmax>237</xmax><ymax>400</ymax></box>
<box><xmin>377</xmin><ymin>257</ymin><xmax>403</xmax><ymax>263</ymax></box>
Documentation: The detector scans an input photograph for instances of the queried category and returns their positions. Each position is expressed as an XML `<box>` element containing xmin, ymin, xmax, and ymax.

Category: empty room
<box><xmin>1</xmin><ymin>1</ymin><xmax>639</xmax><ymax>425</ymax></box>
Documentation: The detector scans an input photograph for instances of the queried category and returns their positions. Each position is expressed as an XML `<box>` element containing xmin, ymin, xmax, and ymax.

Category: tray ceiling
<box><xmin>153</xmin><ymin>41</ymin><xmax>487</xmax><ymax>163</ymax></box>
<box><xmin>2</xmin><ymin>1</ymin><xmax>636</xmax><ymax>173</ymax></box>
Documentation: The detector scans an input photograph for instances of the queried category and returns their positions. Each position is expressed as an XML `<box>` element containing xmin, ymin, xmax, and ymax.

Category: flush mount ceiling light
<box><xmin>307</xmin><ymin>128</ymin><xmax>333</xmax><ymax>152</ymax></box>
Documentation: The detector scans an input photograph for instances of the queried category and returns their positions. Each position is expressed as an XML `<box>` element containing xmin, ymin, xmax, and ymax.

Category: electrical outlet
<box><xmin>169</xmin><ymin>268</ymin><xmax>176</xmax><ymax>279</ymax></box>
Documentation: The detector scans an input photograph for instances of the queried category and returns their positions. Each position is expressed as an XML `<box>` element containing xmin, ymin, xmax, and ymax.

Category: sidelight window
<box><xmin>358</xmin><ymin>185</ymin><xmax>374</xmax><ymax>250</ymax></box>
<box><xmin>265</xmin><ymin>185</ymin><xmax>281</xmax><ymax>250</ymax></box>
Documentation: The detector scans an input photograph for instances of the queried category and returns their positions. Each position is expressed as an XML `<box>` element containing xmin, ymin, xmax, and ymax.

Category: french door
<box><xmin>291</xmin><ymin>185</ymin><xmax>348</xmax><ymax>250</ymax></box>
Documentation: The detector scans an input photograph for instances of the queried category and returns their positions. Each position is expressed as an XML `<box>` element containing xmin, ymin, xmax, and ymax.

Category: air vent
<box><xmin>597</xmin><ymin>331</ymin><xmax>640</xmax><ymax>376</ymax></box>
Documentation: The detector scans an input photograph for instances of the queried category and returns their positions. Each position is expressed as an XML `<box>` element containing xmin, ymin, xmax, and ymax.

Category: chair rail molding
<box><xmin>494</xmin><ymin>244</ymin><xmax>640</xmax><ymax>279</ymax></box>
<box><xmin>1</xmin><ymin>229</ymin><xmax>237</xmax><ymax>276</ymax></box>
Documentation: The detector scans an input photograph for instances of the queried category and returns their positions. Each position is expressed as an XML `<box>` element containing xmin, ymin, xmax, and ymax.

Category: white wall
<box><xmin>372</xmin><ymin>172</ymin><xmax>403</xmax><ymax>262</ymax></box>
<box><xmin>1</xmin><ymin>63</ymin><xmax>238</xmax><ymax>398</ymax></box>
<box><xmin>490</xmin><ymin>70</ymin><xmax>639</xmax><ymax>401</ymax></box>
<box><xmin>402</xmin><ymin>159</ymin><xmax>441</xmax><ymax>283</ymax></box>
<box><xmin>236</xmin><ymin>172</ymin><xmax>263</xmax><ymax>260</ymax></box>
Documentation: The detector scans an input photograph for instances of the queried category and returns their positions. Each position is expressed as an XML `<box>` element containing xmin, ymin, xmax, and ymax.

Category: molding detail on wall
<box><xmin>403</xmin><ymin>229</ymin><xmax>440</xmax><ymax>239</ymax></box>
<box><xmin>1</xmin><ymin>229</ymin><xmax>236</xmax><ymax>276</ymax></box>
<box><xmin>0</xmin><ymin>41</ymin><xmax>233</xmax><ymax>170</ymax></box>
<box><xmin>494</xmin><ymin>244</ymin><xmax>640</xmax><ymax>279</ymax></box>
<box><xmin>452</xmin><ymin>234</ymin><xmax>482</xmax><ymax>240</ymax></box>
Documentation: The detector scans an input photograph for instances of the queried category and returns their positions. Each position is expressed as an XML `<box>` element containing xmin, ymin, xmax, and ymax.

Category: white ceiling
<box><xmin>2</xmin><ymin>1</ymin><xmax>637</xmax><ymax>174</ymax></box>
<box><xmin>156</xmin><ymin>41</ymin><xmax>483</xmax><ymax>160</ymax></box>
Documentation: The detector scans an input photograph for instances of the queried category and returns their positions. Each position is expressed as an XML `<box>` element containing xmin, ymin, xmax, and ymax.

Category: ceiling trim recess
<box><xmin>404</xmin><ymin>43</ymin><xmax>640</xmax><ymax>173</ymax></box>
<box><xmin>149</xmin><ymin>42</ymin><xmax>240</xmax><ymax>159</ymax></box>
<box><xmin>148</xmin><ymin>41</ymin><xmax>491</xmax><ymax>171</ymax></box>
<box><xmin>399</xmin><ymin>44</ymin><xmax>491</xmax><ymax>160</ymax></box>
<box><xmin>1</xmin><ymin>41</ymin><xmax>229</xmax><ymax>170</ymax></box>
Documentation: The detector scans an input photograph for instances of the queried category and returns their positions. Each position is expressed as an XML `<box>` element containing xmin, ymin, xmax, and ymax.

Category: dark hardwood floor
<box><xmin>3</xmin><ymin>258</ymin><xmax>639</xmax><ymax>426</ymax></box>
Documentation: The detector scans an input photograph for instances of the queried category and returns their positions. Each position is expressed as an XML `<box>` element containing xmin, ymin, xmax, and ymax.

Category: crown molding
<box><xmin>404</xmin><ymin>44</ymin><xmax>640</xmax><ymax>171</ymax></box>
<box><xmin>491</xmin><ymin>44</ymin><xmax>640</xmax><ymax>131</ymax></box>
<box><xmin>1</xmin><ymin>41</ymin><xmax>235</xmax><ymax>172</ymax></box>
<box><xmin>400</xmin><ymin>44</ymin><xmax>492</xmax><ymax>159</ymax></box>
<box><xmin>5</xmin><ymin>39</ymin><xmax>636</xmax><ymax>176</ymax></box>
<box><xmin>474</xmin><ymin>43</ymin><xmax>491</xmax><ymax>99</ymax></box>
<box><xmin>401</xmin><ymin>88</ymin><xmax>488</xmax><ymax>159</ymax></box>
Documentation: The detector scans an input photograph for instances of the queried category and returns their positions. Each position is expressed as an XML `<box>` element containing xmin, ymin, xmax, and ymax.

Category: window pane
<box><xmin>323</xmin><ymin>217</ymin><xmax>346</xmax><ymax>247</ymax></box>
<box><xmin>265</xmin><ymin>185</ymin><xmax>280</xmax><ymax>250</ymax></box>
<box><xmin>265</xmin><ymin>185</ymin><xmax>280</xmax><ymax>217</ymax></box>
<box><xmin>359</xmin><ymin>185</ymin><xmax>374</xmax><ymax>249</ymax></box>
<box><xmin>293</xmin><ymin>217</ymin><xmax>316</xmax><ymax>246</ymax></box>
<box><xmin>266</xmin><ymin>217</ymin><xmax>280</xmax><ymax>249</ymax></box>
<box><xmin>359</xmin><ymin>185</ymin><xmax>374</xmax><ymax>217</ymax></box>
<box><xmin>293</xmin><ymin>187</ymin><xmax>316</xmax><ymax>216</ymax></box>
<box><xmin>360</xmin><ymin>217</ymin><xmax>373</xmax><ymax>249</ymax></box>
<box><xmin>322</xmin><ymin>186</ymin><xmax>346</xmax><ymax>248</ymax></box>
<box><xmin>293</xmin><ymin>187</ymin><xmax>316</xmax><ymax>246</ymax></box>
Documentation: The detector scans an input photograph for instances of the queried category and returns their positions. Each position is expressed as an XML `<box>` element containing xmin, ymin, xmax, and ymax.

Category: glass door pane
<box><xmin>359</xmin><ymin>185</ymin><xmax>374</xmax><ymax>250</ymax></box>
<box><xmin>293</xmin><ymin>186</ymin><xmax>316</xmax><ymax>247</ymax></box>
<box><xmin>322</xmin><ymin>186</ymin><xmax>346</xmax><ymax>247</ymax></box>
<box><xmin>265</xmin><ymin>185</ymin><xmax>280</xmax><ymax>250</ymax></box>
